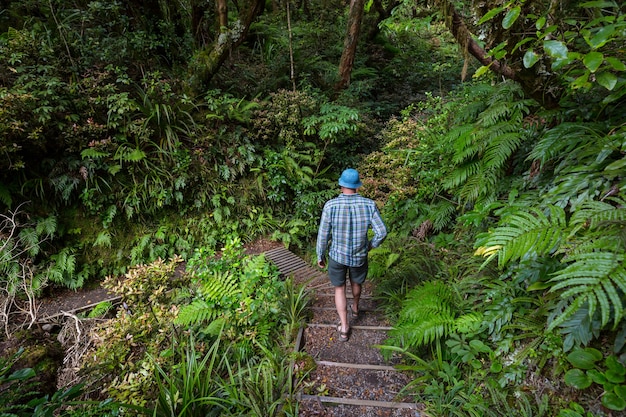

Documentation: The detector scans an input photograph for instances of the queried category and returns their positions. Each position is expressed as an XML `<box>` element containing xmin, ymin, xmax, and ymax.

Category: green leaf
<box><xmin>580</xmin><ymin>1</ymin><xmax>619</xmax><ymax>7</ymax></box>
<box><xmin>583</xmin><ymin>52</ymin><xmax>604</xmax><ymax>72</ymax></box>
<box><xmin>604</xmin><ymin>156</ymin><xmax>626</xmax><ymax>171</ymax></box>
<box><xmin>564</xmin><ymin>369</ymin><xmax>592</xmax><ymax>389</ymax></box>
<box><xmin>597</xmin><ymin>72</ymin><xmax>618</xmax><ymax>90</ymax></box>
<box><xmin>81</xmin><ymin>148</ymin><xmax>110</xmax><ymax>159</ymax></box>
<box><xmin>108</xmin><ymin>164</ymin><xmax>122</xmax><ymax>175</ymax></box>
<box><xmin>502</xmin><ymin>7</ymin><xmax>521</xmax><ymax>29</ymax></box>
<box><xmin>473</xmin><ymin>65</ymin><xmax>492</xmax><ymax>78</ymax></box>
<box><xmin>127</xmin><ymin>149</ymin><xmax>146</xmax><ymax>162</ymax></box>
<box><xmin>616</xmin><ymin>385</ymin><xmax>626</xmax><ymax>400</ymax></box>
<box><xmin>8</xmin><ymin>368</ymin><xmax>35</xmax><ymax>381</ymax></box>
<box><xmin>567</xmin><ymin>348</ymin><xmax>602</xmax><ymax>369</ymax></box>
<box><xmin>469</xmin><ymin>339</ymin><xmax>492</xmax><ymax>353</ymax></box>
<box><xmin>478</xmin><ymin>6</ymin><xmax>505</xmax><ymax>24</ymax></box>
<box><xmin>490</xmin><ymin>361</ymin><xmax>503</xmax><ymax>373</ymax></box>
<box><xmin>588</xmin><ymin>369</ymin><xmax>607</xmax><ymax>384</ymax></box>
<box><xmin>588</xmin><ymin>25</ymin><xmax>616</xmax><ymax>49</ymax></box>
<box><xmin>602</xmin><ymin>391</ymin><xmax>626</xmax><ymax>411</ymax></box>
<box><xmin>544</xmin><ymin>40</ymin><xmax>568</xmax><ymax>59</ymax></box>
<box><xmin>606</xmin><ymin>369</ymin><xmax>626</xmax><ymax>384</ymax></box>
<box><xmin>535</xmin><ymin>16</ymin><xmax>546</xmax><ymax>30</ymax></box>
<box><xmin>606</xmin><ymin>356</ymin><xmax>626</xmax><ymax>375</ymax></box>
<box><xmin>523</xmin><ymin>50</ymin><xmax>539</xmax><ymax>68</ymax></box>
<box><xmin>527</xmin><ymin>281</ymin><xmax>552</xmax><ymax>291</ymax></box>
<box><xmin>606</xmin><ymin>57</ymin><xmax>626</xmax><ymax>71</ymax></box>
<box><xmin>572</xmin><ymin>71</ymin><xmax>591</xmax><ymax>89</ymax></box>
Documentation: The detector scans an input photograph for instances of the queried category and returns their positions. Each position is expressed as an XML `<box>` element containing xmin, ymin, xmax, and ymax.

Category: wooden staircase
<box><xmin>264</xmin><ymin>247</ymin><xmax>422</xmax><ymax>417</ymax></box>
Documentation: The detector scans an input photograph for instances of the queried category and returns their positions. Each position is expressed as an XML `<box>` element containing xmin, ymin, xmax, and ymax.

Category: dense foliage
<box><xmin>2</xmin><ymin>0</ymin><xmax>626</xmax><ymax>415</ymax></box>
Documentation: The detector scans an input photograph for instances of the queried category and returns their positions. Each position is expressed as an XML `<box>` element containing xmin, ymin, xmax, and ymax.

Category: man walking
<box><xmin>316</xmin><ymin>168</ymin><xmax>387</xmax><ymax>342</ymax></box>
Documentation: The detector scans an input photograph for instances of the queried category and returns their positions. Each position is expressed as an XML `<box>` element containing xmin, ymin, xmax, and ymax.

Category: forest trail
<box><xmin>264</xmin><ymin>247</ymin><xmax>423</xmax><ymax>417</ymax></box>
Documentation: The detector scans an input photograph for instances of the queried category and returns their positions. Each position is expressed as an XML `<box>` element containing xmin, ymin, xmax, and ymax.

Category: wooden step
<box><xmin>307</xmin><ymin>323</ymin><xmax>393</xmax><ymax>331</ymax></box>
<box><xmin>316</xmin><ymin>360</ymin><xmax>397</xmax><ymax>371</ymax></box>
<box><xmin>298</xmin><ymin>394</ymin><xmax>420</xmax><ymax>410</ymax></box>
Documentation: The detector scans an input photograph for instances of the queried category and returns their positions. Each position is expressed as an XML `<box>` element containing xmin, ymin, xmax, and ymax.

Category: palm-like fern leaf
<box><xmin>175</xmin><ymin>299</ymin><xmax>217</xmax><ymax>326</ymax></box>
<box><xmin>201</xmin><ymin>270</ymin><xmax>241</xmax><ymax>302</ymax></box>
<box><xmin>443</xmin><ymin>81</ymin><xmax>533</xmax><ymax>205</ymax></box>
<box><xmin>390</xmin><ymin>281</ymin><xmax>481</xmax><ymax>349</ymax></box>
<box><xmin>176</xmin><ymin>270</ymin><xmax>241</xmax><ymax>326</ymax></box>
<box><xmin>548</xmin><ymin>252</ymin><xmax>626</xmax><ymax>329</ymax></box>
<box><xmin>475</xmin><ymin>205</ymin><xmax>567</xmax><ymax>267</ymax></box>
<box><xmin>528</xmin><ymin>122</ymin><xmax>606</xmax><ymax>166</ymax></box>
<box><xmin>570</xmin><ymin>197</ymin><xmax>626</xmax><ymax>232</ymax></box>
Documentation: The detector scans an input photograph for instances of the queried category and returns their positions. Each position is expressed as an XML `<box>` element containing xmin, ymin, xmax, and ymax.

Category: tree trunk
<box><xmin>188</xmin><ymin>0</ymin><xmax>266</xmax><ymax>94</ymax></box>
<box><xmin>217</xmin><ymin>0</ymin><xmax>228</xmax><ymax>29</ymax></box>
<box><xmin>440</xmin><ymin>0</ymin><xmax>561</xmax><ymax>109</ymax></box>
<box><xmin>335</xmin><ymin>0</ymin><xmax>365</xmax><ymax>92</ymax></box>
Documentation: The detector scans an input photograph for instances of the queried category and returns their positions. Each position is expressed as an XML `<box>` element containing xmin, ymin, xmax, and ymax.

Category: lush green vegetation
<box><xmin>2</xmin><ymin>0</ymin><xmax>626</xmax><ymax>415</ymax></box>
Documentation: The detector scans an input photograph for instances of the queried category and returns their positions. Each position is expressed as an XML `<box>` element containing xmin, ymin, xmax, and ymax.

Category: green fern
<box><xmin>477</xmin><ymin>198</ymin><xmax>626</xmax><ymax>345</ymax></box>
<box><xmin>176</xmin><ymin>299</ymin><xmax>217</xmax><ymax>326</ymax></box>
<box><xmin>443</xmin><ymin>81</ymin><xmax>535</xmax><ymax>205</ymax></box>
<box><xmin>201</xmin><ymin>270</ymin><xmax>241</xmax><ymax>302</ymax></box>
<box><xmin>389</xmin><ymin>280</ymin><xmax>482</xmax><ymax>349</ymax></box>
<box><xmin>176</xmin><ymin>270</ymin><xmax>241</xmax><ymax>326</ymax></box>
<box><xmin>475</xmin><ymin>205</ymin><xmax>567</xmax><ymax>267</ymax></box>
<box><xmin>548</xmin><ymin>252</ymin><xmax>626</xmax><ymax>330</ymax></box>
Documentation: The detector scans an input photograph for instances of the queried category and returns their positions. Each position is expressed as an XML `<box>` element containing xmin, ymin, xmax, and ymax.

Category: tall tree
<box><xmin>335</xmin><ymin>0</ymin><xmax>366</xmax><ymax>91</ymax></box>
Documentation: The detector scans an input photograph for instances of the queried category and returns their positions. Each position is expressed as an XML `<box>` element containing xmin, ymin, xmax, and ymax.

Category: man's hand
<box><xmin>317</xmin><ymin>259</ymin><xmax>326</xmax><ymax>268</ymax></box>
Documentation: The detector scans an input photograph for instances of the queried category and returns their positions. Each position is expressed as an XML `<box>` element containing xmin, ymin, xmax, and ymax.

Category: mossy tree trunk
<box><xmin>188</xmin><ymin>0</ymin><xmax>266</xmax><ymax>94</ymax></box>
<box><xmin>335</xmin><ymin>0</ymin><xmax>365</xmax><ymax>92</ymax></box>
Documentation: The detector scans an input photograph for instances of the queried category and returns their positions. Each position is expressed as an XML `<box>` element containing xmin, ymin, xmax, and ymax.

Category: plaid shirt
<box><xmin>316</xmin><ymin>193</ymin><xmax>387</xmax><ymax>267</ymax></box>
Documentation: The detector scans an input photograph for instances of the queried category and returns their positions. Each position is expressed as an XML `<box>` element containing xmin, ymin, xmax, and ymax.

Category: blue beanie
<box><xmin>338</xmin><ymin>168</ymin><xmax>362</xmax><ymax>189</ymax></box>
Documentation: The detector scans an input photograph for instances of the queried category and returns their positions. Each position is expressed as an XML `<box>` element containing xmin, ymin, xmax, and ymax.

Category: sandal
<box><xmin>350</xmin><ymin>304</ymin><xmax>360</xmax><ymax>319</ymax></box>
<box><xmin>337</xmin><ymin>324</ymin><xmax>350</xmax><ymax>342</ymax></box>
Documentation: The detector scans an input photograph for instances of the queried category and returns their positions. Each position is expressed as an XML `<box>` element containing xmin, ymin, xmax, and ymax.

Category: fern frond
<box><xmin>444</xmin><ymin>161</ymin><xmax>481</xmax><ymax>189</ymax></box>
<box><xmin>570</xmin><ymin>197</ymin><xmax>626</xmax><ymax>233</ymax></box>
<box><xmin>431</xmin><ymin>201</ymin><xmax>456</xmax><ymax>232</ymax></box>
<box><xmin>391</xmin><ymin>281</ymin><xmax>466</xmax><ymax>349</ymax></box>
<box><xmin>35</xmin><ymin>216</ymin><xmax>57</xmax><ymax>238</ymax></box>
<box><xmin>475</xmin><ymin>206</ymin><xmax>566</xmax><ymax>267</ymax></box>
<box><xmin>528</xmin><ymin>122</ymin><xmax>605</xmax><ymax>165</ymax></box>
<box><xmin>201</xmin><ymin>270</ymin><xmax>241</xmax><ymax>302</ymax></box>
<box><xmin>175</xmin><ymin>299</ymin><xmax>217</xmax><ymax>326</ymax></box>
<box><xmin>549</xmin><ymin>252</ymin><xmax>626</xmax><ymax>329</ymax></box>
<box><xmin>483</xmin><ymin>132</ymin><xmax>523</xmax><ymax>170</ymax></box>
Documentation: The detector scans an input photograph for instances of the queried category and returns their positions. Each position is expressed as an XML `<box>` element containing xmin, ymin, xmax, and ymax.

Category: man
<box><xmin>316</xmin><ymin>168</ymin><xmax>387</xmax><ymax>342</ymax></box>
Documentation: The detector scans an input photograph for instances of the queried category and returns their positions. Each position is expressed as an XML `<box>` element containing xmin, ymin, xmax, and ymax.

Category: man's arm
<box><xmin>370</xmin><ymin>207</ymin><xmax>387</xmax><ymax>249</ymax></box>
<box><xmin>316</xmin><ymin>205</ymin><xmax>331</xmax><ymax>267</ymax></box>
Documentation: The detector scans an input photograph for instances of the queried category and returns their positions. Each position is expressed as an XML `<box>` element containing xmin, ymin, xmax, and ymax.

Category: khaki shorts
<box><xmin>328</xmin><ymin>257</ymin><xmax>368</xmax><ymax>287</ymax></box>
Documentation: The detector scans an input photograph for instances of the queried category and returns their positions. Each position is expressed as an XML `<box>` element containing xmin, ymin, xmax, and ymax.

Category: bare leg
<box><xmin>334</xmin><ymin>284</ymin><xmax>349</xmax><ymax>333</ymax></box>
<box><xmin>350</xmin><ymin>281</ymin><xmax>362</xmax><ymax>314</ymax></box>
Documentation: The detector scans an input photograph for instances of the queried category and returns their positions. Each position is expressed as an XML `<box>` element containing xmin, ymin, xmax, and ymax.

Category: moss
<box><xmin>11</xmin><ymin>329</ymin><xmax>64</xmax><ymax>396</ymax></box>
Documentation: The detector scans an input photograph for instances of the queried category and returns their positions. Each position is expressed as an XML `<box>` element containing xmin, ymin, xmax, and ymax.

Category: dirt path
<box><xmin>264</xmin><ymin>247</ymin><xmax>423</xmax><ymax>416</ymax></box>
